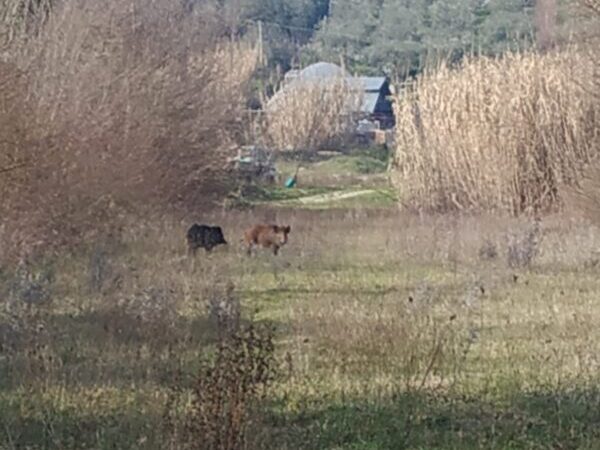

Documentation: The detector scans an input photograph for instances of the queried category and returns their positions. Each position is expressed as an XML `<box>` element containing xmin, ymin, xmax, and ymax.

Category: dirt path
<box><xmin>279</xmin><ymin>189</ymin><xmax>376</xmax><ymax>205</ymax></box>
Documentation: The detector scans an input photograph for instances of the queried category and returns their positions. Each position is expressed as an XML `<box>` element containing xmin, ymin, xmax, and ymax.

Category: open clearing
<box><xmin>276</xmin><ymin>188</ymin><xmax>378</xmax><ymax>204</ymax></box>
<box><xmin>2</xmin><ymin>150</ymin><xmax>600</xmax><ymax>449</ymax></box>
<box><xmin>283</xmin><ymin>188</ymin><xmax>375</xmax><ymax>204</ymax></box>
<box><xmin>243</xmin><ymin>150</ymin><xmax>397</xmax><ymax>209</ymax></box>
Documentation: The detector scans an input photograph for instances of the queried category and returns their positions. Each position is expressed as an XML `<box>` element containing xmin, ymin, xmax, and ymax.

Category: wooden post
<box><xmin>258</xmin><ymin>20</ymin><xmax>264</xmax><ymax>66</ymax></box>
<box><xmin>535</xmin><ymin>0</ymin><xmax>557</xmax><ymax>51</ymax></box>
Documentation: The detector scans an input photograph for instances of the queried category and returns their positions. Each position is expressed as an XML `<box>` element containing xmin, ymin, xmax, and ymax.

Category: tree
<box><xmin>369</xmin><ymin>0</ymin><xmax>427</xmax><ymax>75</ymax></box>
<box><xmin>307</xmin><ymin>0</ymin><xmax>537</xmax><ymax>76</ymax></box>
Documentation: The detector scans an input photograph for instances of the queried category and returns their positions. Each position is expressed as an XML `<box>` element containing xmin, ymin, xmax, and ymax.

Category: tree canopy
<box><xmin>306</xmin><ymin>0</ymin><xmax>537</xmax><ymax>76</ymax></box>
<box><xmin>190</xmin><ymin>0</ymin><xmax>585</xmax><ymax>79</ymax></box>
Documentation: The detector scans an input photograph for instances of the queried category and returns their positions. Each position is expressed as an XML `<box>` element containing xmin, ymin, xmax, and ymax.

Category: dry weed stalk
<box><xmin>264</xmin><ymin>76</ymin><xmax>362</xmax><ymax>153</ymax></box>
<box><xmin>391</xmin><ymin>50</ymin><xmax>599</xmax><ymax>215</ymax></box>
<box><xmin>581</xmin><ymin>0</ymin><xmax>600</xmax><ymax>15</ymax></box>
<box><xmin>0</xmin><ymin>0</ymin><xmax>257</xmax><ymax>261</ymax></box>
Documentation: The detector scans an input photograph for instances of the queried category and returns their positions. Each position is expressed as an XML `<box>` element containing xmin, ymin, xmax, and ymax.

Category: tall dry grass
<box><xmin>565</xmin><ymin>1</ymin><xmax>600</xmax><ymax>223</ymax></box>
<box><xmin>0</xmin><ymin>0</ymin><xmax>257</xmax><ymax>261</ymax></box>
<box><xmin>263</xmin><ymin>76</ymin><xmax>362</xmax><ymax>153</ymax></box>
<box><xmin>582</xmin><ymin>0</ymin><xmax>600</xmax><ymax>14</ymax></box>
<box><xmin>0</xmin><ymin>0</ymin><xmax>52</xmax><ymax>45</ymax></box>
<box><xmin>391</xmin><ymin>50</ymin><xmax>599</xmax><ymax>215</ymax></box>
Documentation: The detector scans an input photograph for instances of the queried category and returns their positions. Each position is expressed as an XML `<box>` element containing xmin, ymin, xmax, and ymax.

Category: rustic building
<box><xmin>270</xmin><ymin>62</ymin><xmax>395</xmax><ymax>129</ymax></box>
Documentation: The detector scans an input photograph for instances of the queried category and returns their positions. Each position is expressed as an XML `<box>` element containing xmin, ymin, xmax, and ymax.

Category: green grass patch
<box><xmin>268</xmin><ymin>187</ymin><xmax>397</xmax><ymax>209</ymax></box>
<box><xmin>241</xmin><ymin>184</ymin><xmax>342</xmax><ymax>203</ymax></box>
<box><xmin>268</xmin><ymin>389</ymin><xmax>600</xmax><ymax>450</ymax></box>
<box><xmin>275</xmin><ymin>152</ymin><xmax>391</xmax><ymax>191</ymax></box>
<box><xmin>348</xmin><ymin>144</ymin><xmax>391</xmax><ymax>163</ymax></box>
<box><xmin>312</xmin><ymin>155</ymin><xmax>387</xmax><ymax>175</ymax></box>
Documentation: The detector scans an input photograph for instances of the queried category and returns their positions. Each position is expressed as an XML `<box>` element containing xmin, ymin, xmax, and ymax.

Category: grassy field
<box><xmin>242</xmin><ymin>147</ymin><xmax>396</xmax><ymax>210</ymax></box>
<box><xmin>2</xmin><ymin>150</ymin><xmax>600</xmax><ymax>449</ymax></box>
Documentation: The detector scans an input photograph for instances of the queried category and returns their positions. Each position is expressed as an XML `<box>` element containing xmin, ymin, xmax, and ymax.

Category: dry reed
<box><xmin>263</xmin><ymin>75</ymin><xmax>362</xmax><ymax>153</ymax></box>
<box><xmin>582</xmin><ymin>0</ymin><xmax>600</xmax><ymax>15</ymax></box>
<box><xmin>0</xmin><ymin>0</ymin><xmax>52</xmax><ymax>45</ymax></box>
<box><xmin>391</xmin><ymin>50</ymin><xmax>599</xmax><ymax>215</ymax></box>
<box><xmin>563</xmin><ymin>0</ymin><xmax>600</xmax><ymax>223</ymax></box>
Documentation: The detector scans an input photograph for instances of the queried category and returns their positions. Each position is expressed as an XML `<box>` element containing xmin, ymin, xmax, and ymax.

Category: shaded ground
<box><xmin>270</xmin><ymin>389</ymin><xmax>600</xmax><ymax>450</ymax></box>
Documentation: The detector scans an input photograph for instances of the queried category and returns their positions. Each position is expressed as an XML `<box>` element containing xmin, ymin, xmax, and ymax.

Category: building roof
<box><xmin>360</xmin><ymin>92</ymin><xmax>381</xmax><ymax>114</ymax></box>
<box><xmin>356</xmin><ymin>76</ymin><xmax>387</xmax><ymax>92</ymax></box>
<box><xmin>289</xmin><ymin>63</ymin><xmax>385</xmax><ymax>90</ymax></box>
<box><xmin>268</xmin><ymin>62</ymin><xmax>390</xmax><ymax>115</ymax></box>
<box><xmin>299</xmin><ymin>62</ymin><xmax>346</xmax><ymax>78</ymax></box>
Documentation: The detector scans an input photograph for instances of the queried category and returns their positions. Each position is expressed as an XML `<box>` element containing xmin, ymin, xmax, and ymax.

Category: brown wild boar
<box><xmin>243</xmin><ymin>224</ymin><xmax>291</xmax><ymax>256</ymax></box>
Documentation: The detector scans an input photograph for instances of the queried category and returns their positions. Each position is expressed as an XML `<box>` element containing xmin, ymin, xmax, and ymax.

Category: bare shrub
<box><xmin>478</xmin><ymin>239</ymin><xmax>498</xmax><ymax>261</ymax></box>
<box><xmin>507</xmin><ymin>218</ymin><xmax>543</xmax><ymax>269</ymax></box>
<box><xmin>167</xmin><ymin>323</ymin><xmax>276</xmax><ymax>450</ymax></box>
<box><xmin>88</xmin><ymin>244</ymin><xmax>112</xmax><ymax>295</ymax></box>
<box><xmin>0</xmin><ymin>0</ymin><xmax>257</xmax><ymax>261</ymax></box>
<box><xmin>391</xmin><ymin>50</ymin><xmax>599</xmax><ymax>215</ymax></box>
<box><xmin>263</xmin><ymin>76</ymin><xmax>362</xmax><ymax>153</ymax></box>
<box><xmin>208</xmin><ymin>282</ymin><xmax>241</xmax><ymax>337</ymax></box>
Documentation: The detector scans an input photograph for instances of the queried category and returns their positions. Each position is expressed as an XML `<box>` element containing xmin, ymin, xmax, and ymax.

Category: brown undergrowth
<box><xmin>0</xmin><ymin>0</ymin><xmax>257</xmax><ymax>262</ymax></box>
